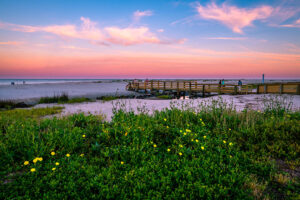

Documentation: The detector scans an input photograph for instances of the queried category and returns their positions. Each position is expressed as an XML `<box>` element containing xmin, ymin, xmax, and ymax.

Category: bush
<box><xmin>0</xmin><ymin>98</ymin><xmax>299</xmax><ymax>199</ymax></box>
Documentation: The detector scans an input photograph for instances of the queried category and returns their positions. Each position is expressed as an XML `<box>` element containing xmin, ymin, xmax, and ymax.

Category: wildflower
<box><xmin>124</xmin><ymin>132</ymin><xmax>128</xmax><ymax>136</ymax></box>
<box><xmin>164</xmin><ymin>118</ymin><xmax>167</xmax><ymax>121</ymax></box>
<box><xmin>191</xmin><ymin>139</ymin><xmax>194</xmax><ymax>142</ymax></box>
<box><xmin>33</xmin><ymin>158</ymin><xmax>38</xmax><ymax>163</ymax></box>
<box><xmin>184</xmin><ymin>132</ymin><xmax>187</xmax><ymax>136</ymax></box>
<box><xmin>179</xmin><ymin>152</ymin><xmax>183</xmax><ymax>156</ymax></box>
<box><xmin>223</xmin><ymin>140</ymin><xmax>226</xmax><ymax>144</ymax></box>
<box><xmin>55</xmin><ymin>162</ymin><xmax>59</xmax><ymax>166</ymax></box>
<box><xmin>179</xmin><ymin>144</ymin><xmax>183</xmax><ymax>148</ymax></box>
<box><xmin>80</xmin><ymin>154</ymin><xmax>84</xmax><ymax>157</ymax></box>
<box><xmin>30</xmin><ymin>168</ymin><xmax>36</xmax><ymax>172</ymax></box>
<box><xmin>166</xmin><ymin>126</ymin><xmax>169</xmax><ymax>129</ymax></box>
<box><xmin>24</xmin><ymin>161</ymin><xmax>29</xmax><ymax>165</ymax></box>
<box><xmin>66</xmin><ymin>154</ymin><xmax>70</xmax><ymax>157</ymax></box>
<box><xmin>186</xmin><ymin>129</ymin><xmax>191</xmax><ymax>133</ymax></box>
<box><xmin>228</xmin><ymin>128</ymin><xmax>231</xmax><ymax>131</ymax></box>
<box><xmin>257</xmin><ymin>110</ymin><xmax>261</xmax><ymax>113</ymax></box>
<box><xmin>121</xmin><ymin>161</ymin><xmax>124</xmax><ymax>165</ymax></box>
<box><xmin>201</xmin><ymin>146</ymin><xmax>204</xmax><ymax>150</ymax></box>
<box><xmin>38</xmin><ymin>157</ymin><xmax>43</xmax><ymax>161</ymax></box>
<box><xmin>167</xmin><ymin>148</ymin><xmax>171</xmax><ymax>152</ymax></box>
<box><xmin>82</xmin><ymin>134</ymin><xmax>86</xmax><ymax>138</ymax></box>
<box><xmin>52</xmin><ymin>168</ymin><xmax>56</xmax><ymax>171</ymax></box>
<box><xmin>230</xmin><ymin>155</ymin><xmax>232</xmax><ymax>158</ymax></box>
<box><xmin>199</xmin><ymin>118</ymin><xmax>202</xmax><ymax>121</ymax></box>
<box><xmin>229</xmin><ymin>142</ymin><xmax>233</xmax><ymax>146</ymax></box>
<box><xmin>153</xmin><ymin>144</ymin><xmax>157</xmax><ymax>148</ymax></box>
<box><xmin>195</xmin><ymin>139</ymin><xmax>199</xmax><ymax>143</ymax></box>
<box><xmin>180</xmin><ymin>130</ymin><xmax>182</xmax><ymax>133</ymax></box>
<box><xmin>203</xmin><ymin>136</ymin><xmax>206</xmax><ymax>139</ymax></box>
<box><xmin>51</xmin><ymin>152</ymin><xmax>55</xmax><ymax>156</ymax></box>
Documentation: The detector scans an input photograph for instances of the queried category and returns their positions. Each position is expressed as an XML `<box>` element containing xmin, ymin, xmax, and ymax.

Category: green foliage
<box><xmin>61</xmin><ymin>97</ymin><xmax>93</xmax><ymax>104</ymax></box>
<box><xmin>98</xmin><ymin>96</ymin><xmax>118</xmax><ymax>101</ymax></box>
<box><xmin>157</xmin><ymin>95</ymin><xmax>173</xmax><ymax>99</ymax></box>
<box><xmin>38</xmin><ymin>93</ymin><xmax>69</xmax><ymax>104</ymax></box>
<box><xmin>0</xmin><ymin>98</ymin><xmax>299</xmax><ymax>199</ymax></box>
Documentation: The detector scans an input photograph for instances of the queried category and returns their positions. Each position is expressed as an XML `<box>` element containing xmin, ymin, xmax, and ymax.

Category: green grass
<box><xmin>39</xmin><ymin>94</ymin><xmax>93</xmax><ymax>104</ymax></box>
<box><xmin>157</xmin><ymin>95</ymin><xmax>173</xmax><ymax>99</ymax></box>
<box><xmin>98</xmin><ymin>96</ymin><xmax>118</xmax><ymax>101</ymax></box>
<box><xmin>0</xmin><ymin>97</ymin><xmax>299</xmax><ymax>199</ymax></box>
<box><xmin>0</xmin><ymin>100</ymin><xmax>30</xmax><ymax>110</ymax></box>
<box><xmin>38</xmin><ymin>93</ymin><xmax>69</xmax><ymax>104</ymax></box>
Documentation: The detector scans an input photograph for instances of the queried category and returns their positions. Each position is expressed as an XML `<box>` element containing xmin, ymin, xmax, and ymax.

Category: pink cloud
<box><xmin>0</xmin><ymin>41</ymin><xmax>24</xmax><ymax>45</ymax></box>
<box><xmin>0</xmin><ymin>17</ymin><xmax>182</xmax><ymax>46</ymax></box>
<box><xmin>105</xmin><ymin>26</ymin><xmax>160</xmax><ymax>45</ymax></box>
<box><xmin>133</xmin><ymin>10</ymin><xmax>153</xmax><ymax>21</ymax></box>
<box><xmin>280</xmin><ymin>18</ymin><xmax>300</xmax><ymax>28</ymax></box>
<box><xmin>196</xmin><ymin>2</ymin><xmax>273</xmax><ymax>33</ymax></box>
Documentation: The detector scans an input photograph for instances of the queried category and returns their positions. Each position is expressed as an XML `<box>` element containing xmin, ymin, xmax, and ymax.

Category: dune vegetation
<box><xmin>0</xmin><ymin>97</ymin><xmax>299</xmax><ymax>199</ymax></box>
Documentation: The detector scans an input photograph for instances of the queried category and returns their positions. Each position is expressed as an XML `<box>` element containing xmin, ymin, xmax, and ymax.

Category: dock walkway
<box><xmin>126</xmin><ymin>80</ymin><xmax>300</xmax><ymax>96</ymax></box>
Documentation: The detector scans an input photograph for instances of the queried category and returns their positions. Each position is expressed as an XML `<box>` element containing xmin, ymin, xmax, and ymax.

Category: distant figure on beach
<box><xmin>238</xmin><ymin>80</ymin><xmax>242</xmax><ymax>86</ymax></box>
<box><xmin>218</xmin><ymin>80</ymin><xmax>221</xmax><ymax>86</ymax></box>
<box><xmin>221</xmin><ymin>79</ymin><xmax>225</xmax><ymax>86</ymax></box>
<box><xmin>11</xmin><ymin>82</ymin><xmax>15</xmax><ymax>85</ymax></box>
<box><xmin>238</xmin><ymin>80</ymin><xmax>242</xmax><ymax>91</ymax></box>
<box><xmin>23</xmin><ymin>81</ymin><xmax>26</xmax><ymax>84</ymax></box>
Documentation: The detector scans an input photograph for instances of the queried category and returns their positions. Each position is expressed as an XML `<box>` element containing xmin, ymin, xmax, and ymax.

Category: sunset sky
<box><xmin>0</xmin><ymin>0</ymin><xmax>300</xmax><ymax>79</ymax></box>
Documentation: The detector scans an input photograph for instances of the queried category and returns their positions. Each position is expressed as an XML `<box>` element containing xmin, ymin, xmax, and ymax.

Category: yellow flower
<box><xmin>33</xmin><ymin>158</ymin><xmax>38</xmax><ymax>163</ymax></box>
<box><xmin>191</xmin><ymin>139</ymin><xmax>194</xmax><ymax>142</ymax></box>
<box><xmin>52</xmin><ymin>168</ymin><xmax>56</xmax><ymax>171</ymax></box>
<box><xmin>195</xmin><ymin>139</ymin><xmax>199</xmax><ymax>143</ymax></box>
<box><xmin>66</xmin><ymin>154</ymin><xmax>70</xmax><ymax>157</ymax></box>
<box><xmin>230</xmin><ymin>155</ymin><xmax>232</xmax><ymax>158</ymax></box>
<box><xmin>153</xmin><ymin>144</ymin><xmax>157</xmax><ymax>148</ymax></box>
<box><xmin>186</xmin><ymin>129</ymin><xmax>191</xmax><ymax>133</ymax></box>
<box><xmin>51</xmin><ymin>152</ymin><xmax>55</xmax><ymax>156</ymax></box>
<box><xmin>179</xmin><ymin>152</ymin><xmax>183</xmax><ymax>156</ymax></box>
<box><xmin>80</xmin><ymin>153</ymin><xmax>84</xmax><ymax>157</ymax></box>
<box><xmin>166</xmin><ymin>126</ymin><xmax>169</xmax><ymax>129</ymax></box>
<box><xmin>121</xmin><ymin>161</ymin><xmax>124</xmax><ymax>165</ymax></box>
<box><xmin>228</xmin><ymin>128</ymin><xmax>231</xmax><ymax>131</ymax></box>
<box><xmin>257</xmin><ymin>110</ymin><xmax>261</xmax><ymax>113</ymax></box>
<box><xmin>229</xmin><ymin>142</ymin><xmax>233</xmax><ymax>146</ymax></box>
<box><xmin>201</xmin><ymin>146</ymin><xmax>204</xmax><ymax>150</ymax></box>
<box><xmin>179</xmin><ymin>144</ymin><xmax>183</xmax><ymax>148</ymax></box>
<box><xmin>167</xmin><ymin>148</ymin><xmax>171</xmax><ymax>152</ymax></box>
<box><xmin>38</xmin><ymin>157</ymin><xmax>43</xmax><ymax>161</ymax></box>
<box><xmin>30</xmin><ymin>168</ymin><xmax>36</xmax><ymax>172</ymax></box>
<box><xmin>55</xmin><ymin>162</ymin><xmax>59</xmax><ymax>166</ymax></box>
<box><xmin>180</xmin><ymin>130</ymin><xmax>182</xmax><ymax>133</ymax></box>
<box><xmin>203</xmin><ymin>136</ymin><xmax>206</xmax><ymax>139</ymax></box>
<box><xmin>223</xmin><ymin>140</ymin><xmax>226</xmax><ymax>144</ymax></box>
<box><xmin>164</xmin><ymin>118</ymin><xmax>167</xmax><ymax>121</ymax></box>
<box><xmin>124</xmin><ymin>132</ymin><xmax>128</xmax><ymax>136</ymax></box>
<box><xmin>184</xmin><ymin>132</ymin><xmax>187</xmax><ymax>136</ymax></box>
<box><xmin>82</xmin><ymin>134</ymin><xmax>86</xmax><ymax>138</ymax></box>
<box><xmin>24</xmin><ymin>161</ymin><xmax>29</xmax><ymax>165</ymax></box>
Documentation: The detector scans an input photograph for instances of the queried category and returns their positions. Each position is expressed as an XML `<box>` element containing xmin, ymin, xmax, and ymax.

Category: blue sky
<box><xmin>0</xmin><ymin>0</ymin><xmax>299</xmax><ymax>78</ymax></box>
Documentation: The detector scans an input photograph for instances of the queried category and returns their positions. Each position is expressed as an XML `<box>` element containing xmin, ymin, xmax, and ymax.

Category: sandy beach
<box><xmin>0</xmin><ymin>81</ymin><xmax>137</xmax><ymax>103</ymax></box>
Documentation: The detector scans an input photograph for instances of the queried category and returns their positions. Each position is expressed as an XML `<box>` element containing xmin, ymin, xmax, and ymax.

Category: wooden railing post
<box><xmin>234</xmin><ymin>86</ymin><xmax>237</xmax><ymax>95</ymax></box>
<box><xmin>279</xmin><ymin>84</ymin><xmax>283</xmax><ymax>94</ymax></box>
<box><xmin>264</xmin><ymin>85</ymin><xmax>267</xmax><ymax>94</ymax></box>
<box><xmin>202</xmin><ymin>85</ymin><xmax>205</xmax><ymax>97</ymax></box>
<box><xmin>189</xmin><ymin>82</ymin><xmax>192</xmax><ymax>95</ymax></box>
<box><xmin>163</xmin><ymin>81</ymin><xmax>166</xmax><ymax>91</ymax></box>
<box><xmin>257</xmin><ymin>85</ymin><xmax>260</xmax><ymax>94</ymax></box>
<box><xmin>151</xmin><ymin>80</ymin><xmax>153</xmax><ymax>91</ymax></box>
<box><xmin>297</xmin><ymin>84</ymin><xmax>300</xmax><ymax>95</ymax></box>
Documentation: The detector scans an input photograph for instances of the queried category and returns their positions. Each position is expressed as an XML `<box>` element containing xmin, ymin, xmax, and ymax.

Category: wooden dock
<box><xmin>126</xmin><ymin>80</ymin><xmax>300</xmax><ymax>97</ymax></box>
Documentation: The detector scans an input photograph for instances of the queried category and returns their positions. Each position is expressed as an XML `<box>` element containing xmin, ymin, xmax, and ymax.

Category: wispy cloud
<box><xmin>0</xmin><ymin>41</ymin><xmax>24</xmax><ymax>46</ymax></box>
<box><xmin>279</xmin><ymin>18</ymin><xmax>300</xmax><ymax>28</ymax></box>
<box><xmin>0</xmin><ymin>17</ymin><xmax>183</xmax><ymax>46</ymax></box>
<box><xmin>133</xmin><ymin>10</ymin><xmax>153</xmax><ymax>22</ymax></box>
<box><xmin>196</xmin><ymin>2</ymin><xmax>273</xmax><ymax>33</ymax></box>
<box><xmin>205</xmin><ymin>37</ymin><xmax>248</xmax><ymax>40</ymax></box>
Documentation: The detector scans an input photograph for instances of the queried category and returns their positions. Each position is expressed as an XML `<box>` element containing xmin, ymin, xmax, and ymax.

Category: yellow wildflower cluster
<box><xmin>24</xmin><ymin>161</ymin><xmax>29</xmax><ymax>165</ymax></box>
<box><xmin>167</xmin><ymin>149</ymin><xmax>171</xmax><ymax>152</ymax></box>
<box><xmin>153</xmin><ymin>144</ymin><xmax>157</xmax><ymax>148</ymax></box>
<box><xmin>82</xmin><ymin>134</ymin><xmax>86</xmax><ymax>138</ymax></box>
<box><xmin>178</xmin><ymin>152</ymin><xmax>183</xmax><ymax>156</ymax></box>
<box><xmin>186</xmin><ymin>129</ymin><xmax>191</xmax><ymax>133</ymax></box>
<box><xmin>66</xmin><ymin>154</ymin><xmax>70</xmax><ymax>157</ymax></box>
<box><xmin>33</xmin><ymin>157</ymin><xmax>43</xmax><ymax>163</ymax></box>
<box><xmin>164</xmin><ymin>118</ymin><xmax>167</xmax><ymax>121</ymax></box>
<box><xmin>121</xmin><ymin>161</ymin><xmax>124</xmax><ymax>165</ymax></box>
<box><xmin>51</xmin><ymin>152</ymin><xmax>55</xmax><ymax>156</ymax></box>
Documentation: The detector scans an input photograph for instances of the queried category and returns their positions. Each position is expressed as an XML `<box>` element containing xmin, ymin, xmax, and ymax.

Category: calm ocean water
<box><xmin>0</xmin><ymin>79</ymin><xmax>116</xmax><ymax>85</ymax></box>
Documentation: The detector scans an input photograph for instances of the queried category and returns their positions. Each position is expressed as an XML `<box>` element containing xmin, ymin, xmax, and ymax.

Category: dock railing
<box><xmin>126</xmin><ymin>80</ymin><xmax>300</xmax><ymax>95</ymax></box>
